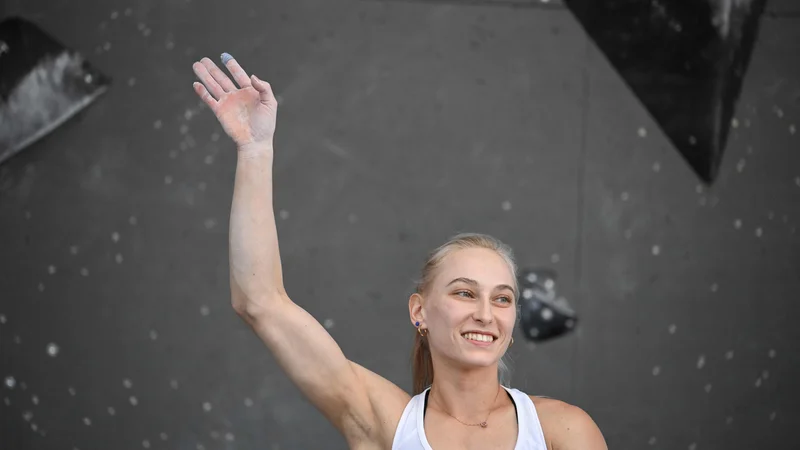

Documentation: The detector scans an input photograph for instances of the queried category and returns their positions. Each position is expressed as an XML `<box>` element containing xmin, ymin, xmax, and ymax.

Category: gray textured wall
<box><xmin>1</xmin><ymin>0</ymin><xmax>798</xmax><ymax>449</ymax></box>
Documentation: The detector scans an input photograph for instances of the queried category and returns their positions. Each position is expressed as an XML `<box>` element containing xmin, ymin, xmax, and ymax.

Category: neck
<box><xmin>428</xmin><ymin>364</ymin><xmax>503</xmax><ymax>422</ymax></box>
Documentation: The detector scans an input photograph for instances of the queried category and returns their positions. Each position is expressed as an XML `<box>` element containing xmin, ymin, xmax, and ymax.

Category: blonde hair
<box><xmin>411</xmin><ymin>232</ymin><xmax>519</xmax><ymax>394</ymax></box>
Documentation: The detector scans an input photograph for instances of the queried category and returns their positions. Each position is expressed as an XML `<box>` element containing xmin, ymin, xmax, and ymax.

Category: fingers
<box><xmin>251</xmin><ymin>75</ymin><xmax>276</xmax><ymax>105</ymax></box>
<box><xmin>201</xmin><ymin>57</ymin><xmax>238</xmax><ymax>93</ymax></box>
<box><xmin>221</xmin><ymin>53</ymin><xmax>252</xmax><ymax>89</ymax></box>
<box><xmin>192</xmin><ymin>60</ymin><xmax>227</xmax><ymax>100</ymax></box>
<box><xmin>192</xmin><ymin>81</ymin><xmax>218</xmax><ymax>113</ymax></box>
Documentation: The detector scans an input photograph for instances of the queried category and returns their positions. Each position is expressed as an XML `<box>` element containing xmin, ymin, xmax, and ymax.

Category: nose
<box><xmin>472</xmin><ymin>297</ymin><xmax>493</xmax><ymax>324</ymax></box>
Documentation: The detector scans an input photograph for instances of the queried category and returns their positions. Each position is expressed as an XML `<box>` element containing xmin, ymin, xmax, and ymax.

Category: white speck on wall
<box><xmin>773</xmin><ymin>106</ymin><xmax>784</xmax><ymax>118</ymax></box>
<box><xmin>47</xmin><ymin>265</ymin><xmax>56</xmax><ymax>275</ymax></box>
<box><xmin>110</xmin><ymin>11</ymin><xmax>119</xmax><ymax>19</ymax></box>
<box><xmin>142</xmin><ymin>440</ymin><xmax>150</xmax><ymax>449</ymax></box>
<box><xmin>790</xmin><ymin>124</ymin><xmax>796</xmax><ymax>135</ymax></box>
<box><xmin>755</xmin><ymin>377</ymin><xmax>762</xmax><ymax>388</ymax></box>
<box><xmin>704</xmin><ymin>383</ymin><xmax>712</xmax><ymax>393</ymax></box>
<box><xmin>755</xmin><ymin>227</ymin><xmax>763</xmax><ymax>237</ymax></box>
<box><xmin>244</xmin><ymin>397</ymin><xmax>254</xmax><ymax>407</ymax></box>
<box><xmin>768</xmin><ymin>349</ymin><xmax>776</xmax><ymax>358</ymax></box>
<box><xmin>154</xmin><ymin>120</ymin><xmax>162</xmax><ymax>129</ymax></box>
<box><xmin>68</xmin><ymin>387</ymin><xmax>76</xmax><ymax>396</ymax></box>
<box><xmin>4</xmin><ymin>376</ymin><xmax>16</xmax><ymax>389</ymax></box>
<box><xmin>46</xmin><ymin>343</ymin><xmax>59</xmax><ymax>357</ymax></box>
<box><xmin>651</xmin><ymin>245</ymin><xmax>660</xmax><ymax>256</ymax></box>
<box><xmin>620</xmin><ymin>192</ymin><xmax>629</xmax><ymax>201</ymax></box>
<box><xmin>70</xmin><ymin>245</ymin><xmax>79</xmax><ymax>255</ymax></box>
<box><xmin>200</xmin><ymin>306</ymin><xmax>210</xmax><ymax>316</ymax></box>
<box><xmin>648</xmin><ymin>436</ymin><xmax>657</xmax><ymax>445</ymax></box>
<box><xmin>129</xmin><ymin>396</ymin><xmax>138</xmax><ymax>406</ymax></box>
<box><xmin>164</xmin><ymin>175</ymin><xmax>172</xmax><ymax>185</ymax></box>
<box><xmin>108</xmin><ymin>407</ymin><xmax>116</xmax><ymax>416</ymax></box>
<box><xmin>115</xmin><ymin>253</ymin><xmax>124</xmax><ymax>264</ymax></box>
<box><xmin>0</xmin><ymin>315</ymin><xmax>6</xmax><ymax>324</ymax></box>
<box><xmin>83</xmin><ymin>417</ymin><xmax>91</xmax><ymax>426</ymax></box>
<box><xmin>204</xmin><ymin>218</ymin><xmax>216</xmax><ymax>229</ymax></box>
<box><xmin>638</xmin><ymin>127</ymin><xmax>647</xmax><ymax>137</ymax></box>
<box><xmin>769</xmin><ymin>411</ymin><xmax>777</xmax><ymax>421</ymax></box>
<box><xmin>202</xmin><ymin>402</ymin><xmax>212</xmax><ymax>412</ymax></box>
<box><xmin>734</xmin><ymin>219</ymin><xmax>742</xmax><ymax>229</ymax></box>
<box><xmin>652</xmin><ymin>366</ymin><xmax>660</xmax><ymax>376</ymax></box>
<box><xmin>323</xmin><ymin>318</ymin><xmax>334</xmax><ymax>329</ymax></box>
<box><xmin>501</xmin><ymin>200</ymin><xmax>512</xmax><ymax>211</ymax></box>
<box><xmin>31</xmin><ymin>395</ymin><xmax>39</xmax><ymax>405</ymax></box>
<box><xmin>710</xmin><ymin>283</ymin><xmax>719</xmax><ymax>292</ymax></box>
<box><xmin>736</xmin><ymin>158</ymin><xmax>746</xmax><ymax>173</ymax></box>
<box><xmin>725</xmin><ymin>350</ymin><xmax>734</xmax><ymax>360</ymax></box>
<box><xmin>731</xmin><ymin>117</ymin><xmax>739</xmax><ymax>128</ymax></box>
<box><xmin>160</xmin><ymin>432</ymin><xmax>169</xmax><ymax>441</ymax></box>
<box><xmin>128</xmin><ymin>77</ymin><xmax>136</xmax><ymax>87</ymax></box>
<box><xmin>225</xmin><ymin>433</ymin><xmax>235</xmax><ymax>442</ymax></box>
<box><xmin>652</xmin><ymin>162</ymin><xmax>661</xmax><ymax>172</ymax></box>
<box><xmin>170</xmin><ymin>379</ymin><xmax>179</xmax><ymax>389</ymax></box>
<box><xmin>149</xmin><ymin>330</ymin><xmax>158</xmax><ymax>340</ymax></box>
<box><xmin>695</xmin><ymin>184</ymin><xmax>703</xmax><ymax>194</ymax></box>
<box><xmin>111</xmin><ymin>231</ymin><xmax>120</xmax><ymax>243</ymax></box>
<box><xmin>550</xmin><ymin>253</ymin><xmax>560</xmax><ymax>263</ymax></box>
<box><xmin>80</xmin><ymin>267</ymin><xmax>89</xmax><ymax>277</ymax></box>
<box><xmin>696</xmin><ymin>355</ymin><xmax>705</xmax><ymax>369</ymax></box>
<box><xmin>279</xmin><ymin>210</ymin><xmax>289</xmax><ymax>220</ymax></box>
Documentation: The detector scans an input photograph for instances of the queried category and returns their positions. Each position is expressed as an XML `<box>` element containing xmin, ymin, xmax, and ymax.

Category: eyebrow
<box><xmin>446</xmin><ymin>277</ymin><xmax>516</xmax><ymax>295</ymax></box>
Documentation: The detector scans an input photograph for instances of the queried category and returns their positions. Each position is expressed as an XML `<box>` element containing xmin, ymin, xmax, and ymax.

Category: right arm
<box><xmin>191</xmin><ymin>54</ymin><xmax>408</xmax><ymax>446</ymax></box>
<box><xmin>229</xmin><ymin>147</ymin><xmax>384</xmax><ymax>440</ymax></box>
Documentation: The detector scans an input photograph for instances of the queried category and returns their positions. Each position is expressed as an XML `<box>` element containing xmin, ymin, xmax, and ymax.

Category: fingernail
<box><xmin>220</xmin><ymin>52</ymin><xmax>233</xmax><ymax>65</ymax></box>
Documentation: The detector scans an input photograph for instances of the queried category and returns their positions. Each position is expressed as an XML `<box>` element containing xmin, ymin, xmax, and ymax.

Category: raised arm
<box><xmin>191</xmin><ymin>54</ymin><xmax>406</xmax><ymax>446</ymax></box>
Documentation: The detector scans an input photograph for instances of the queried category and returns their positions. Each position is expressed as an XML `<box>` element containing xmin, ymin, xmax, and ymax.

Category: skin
<box><xmin>191</xmin><ymin>53</ymin><xmax>608</xmax><ymax>450</ymax></box>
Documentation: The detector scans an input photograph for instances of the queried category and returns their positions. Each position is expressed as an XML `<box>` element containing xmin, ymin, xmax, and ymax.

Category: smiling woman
<box><xmin>192</xmin><ymin>52</ymin><xmax>608</xmax><ymax>450</ymax></box>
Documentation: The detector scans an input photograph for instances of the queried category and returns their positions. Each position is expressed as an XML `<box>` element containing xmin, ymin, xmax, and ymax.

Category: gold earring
<box><xmin>418</xmin><ymin>327</ymin><xmax>428</xmax><ymax>337</ymax></box>
<box><xmin>510</xmin><ymin>337</ymin><xmax>514</xmax><ymax>347</ymax></box>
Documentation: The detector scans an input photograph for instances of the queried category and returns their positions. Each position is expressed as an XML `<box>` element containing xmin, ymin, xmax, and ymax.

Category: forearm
<box><xmin>228</xmin><ymin>144</ymin><xmax>285</xmax><ymax>315</ymax></box>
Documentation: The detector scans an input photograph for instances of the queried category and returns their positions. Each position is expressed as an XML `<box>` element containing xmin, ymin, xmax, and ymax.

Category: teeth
<box><xmin>462</xmin><ymin>333</ymin><xmax>494</xmax><ymax>342</ymax></box>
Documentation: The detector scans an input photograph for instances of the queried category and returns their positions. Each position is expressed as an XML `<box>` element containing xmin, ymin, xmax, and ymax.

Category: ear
<box><xmin>408</xmin><ymin>292</ymin><xmax>425</xmax><ymax>326</ymax></box>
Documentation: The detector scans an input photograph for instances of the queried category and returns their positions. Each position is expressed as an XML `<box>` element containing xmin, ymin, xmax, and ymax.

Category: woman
<box><xmin>191</xmin><ymin>53</ymin><xmax>608</xmax><ymax>450</ymax></box>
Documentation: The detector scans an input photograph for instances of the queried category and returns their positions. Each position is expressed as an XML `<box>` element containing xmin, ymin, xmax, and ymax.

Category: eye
<box><xmin>455</xmin><ymin>290</ymin><xmax>474</xmax><ymax>298</ymax></box>
<box><xmin>495</xmin><ymin>296</ymin><xmax>512</xmax><ymax>304</ymax></box>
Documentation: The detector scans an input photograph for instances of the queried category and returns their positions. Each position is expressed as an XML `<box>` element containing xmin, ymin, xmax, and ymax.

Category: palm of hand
<box><xmin>192</xmin><ymin>55</ymin><xmax>278</xmax><ymax>149</ymax></box>
<box><xmin>215</xmin><ymin>88</ymin><xmax>276</xmax><ymax>146</ymax></box>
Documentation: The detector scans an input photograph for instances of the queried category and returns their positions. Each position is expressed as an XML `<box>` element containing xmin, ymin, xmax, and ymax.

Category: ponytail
<box><xmin>411</xmin><ymin>329</ymin><xmax>434</xmax><ymax>395</ymax></box>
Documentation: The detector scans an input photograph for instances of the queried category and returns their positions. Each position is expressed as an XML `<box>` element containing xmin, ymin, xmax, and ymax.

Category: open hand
<box><xmin>192</xmin><ymin>53</ymin><xmax>277</xmax><ymax>150</ymax></box>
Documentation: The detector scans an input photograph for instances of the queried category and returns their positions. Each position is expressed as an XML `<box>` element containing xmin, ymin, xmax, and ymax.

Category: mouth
<box><xmin>461</xmin><ymin>332</ymin><xmax>497</xmax><ymax>345</ymax></box>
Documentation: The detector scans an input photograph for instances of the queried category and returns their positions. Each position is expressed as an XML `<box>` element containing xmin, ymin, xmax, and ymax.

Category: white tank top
<box><xmin>391</xmin><ymin>386</ymin><xmax>548</xmax><ymax>449</ymax></box>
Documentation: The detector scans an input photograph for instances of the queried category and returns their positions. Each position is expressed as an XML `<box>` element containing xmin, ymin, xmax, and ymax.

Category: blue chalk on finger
<box><xmin>220</xmin><ymin>52</ymin><xmax>233</xmax><ymax>65</ymax></box>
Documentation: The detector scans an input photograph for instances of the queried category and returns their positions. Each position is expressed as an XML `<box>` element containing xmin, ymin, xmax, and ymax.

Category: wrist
<box><xmin>237</xmin><ymin>141</ymin><xmax>274</xmax><ymax>160</ymax></box>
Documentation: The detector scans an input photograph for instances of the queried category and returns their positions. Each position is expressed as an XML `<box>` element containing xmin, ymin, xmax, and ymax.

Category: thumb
<box><xmin>251</xmin><ymin>75</ymin><xmax>276</xmax><ymax>105</ymax></box>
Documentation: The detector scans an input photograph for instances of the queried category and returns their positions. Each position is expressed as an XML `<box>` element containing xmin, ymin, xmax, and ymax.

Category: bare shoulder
<box><xmin>348</xmin><ymin>361</ymin><xmax>412</xmax><ymax>447</ymax></box>
<box><xmin>528</xmin><ymin>396</ymin><xmax>608</xmax><ymax>450</ymax></box>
